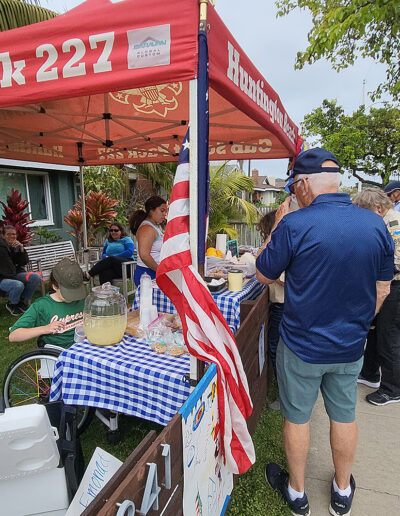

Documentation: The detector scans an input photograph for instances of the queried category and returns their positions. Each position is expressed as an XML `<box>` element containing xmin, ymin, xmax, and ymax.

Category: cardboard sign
<box><xmin>65</xmin><ymin>447</ymin><xmax>122</xmax><ymax>516</ymax></box>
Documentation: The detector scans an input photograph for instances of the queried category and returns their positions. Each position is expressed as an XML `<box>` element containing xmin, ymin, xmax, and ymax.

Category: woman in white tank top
<box><xmin>129</xmin><ymin>195</ymin><xmax>168</xmax><ymax>286</ymax></box>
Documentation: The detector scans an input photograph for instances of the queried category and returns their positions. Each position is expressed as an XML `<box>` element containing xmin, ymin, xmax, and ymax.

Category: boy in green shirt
<box><xmin>9</xmin><ymin>258</ymin><xmax>87</xmax><ymax>348</ymax></box>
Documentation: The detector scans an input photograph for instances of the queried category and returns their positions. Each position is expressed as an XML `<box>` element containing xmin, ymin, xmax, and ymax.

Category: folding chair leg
<box><xmin>122</xmin><ymin>265</ymin><xmax>128</xmax><ymax>303</ymax></box>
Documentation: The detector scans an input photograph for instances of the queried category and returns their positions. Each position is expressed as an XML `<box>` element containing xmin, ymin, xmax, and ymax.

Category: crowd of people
<box><xmin>256</xmin><ymin>149</ymin><xmax>399</xmax><ymax>516</ymax></box>
<box><xmin>1</xmin><ymin>150</ymin><xmax>399</xmax><ymax>516</ymax></box>
<box><xmin>1</xmin><ymin>195</ymin><xmax>169</xmax><ymax>350</ymax></box>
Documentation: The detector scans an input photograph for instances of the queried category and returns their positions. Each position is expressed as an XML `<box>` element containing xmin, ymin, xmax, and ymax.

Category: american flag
<box><xmin>156</xmin><ymin>131</ymin><xmax>255</xmax><ymax>475</ymax></box>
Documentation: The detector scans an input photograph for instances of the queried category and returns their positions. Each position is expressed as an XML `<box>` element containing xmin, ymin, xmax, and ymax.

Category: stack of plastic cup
<box><xmin>139</xmin><ymin>273</ymin><xmax>153</xmax><ymax>327</ymax></box>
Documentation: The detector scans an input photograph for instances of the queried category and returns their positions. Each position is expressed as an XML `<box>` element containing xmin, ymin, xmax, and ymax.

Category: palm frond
<box><xmin>134</xmin><ymin>162</ymin><xmax>176</xmax><ymax>193</ymax></box>
<box><xmin>0</xmin><ymin>0</ymin><xmax>56</xmax><ymax>31</ymax></box>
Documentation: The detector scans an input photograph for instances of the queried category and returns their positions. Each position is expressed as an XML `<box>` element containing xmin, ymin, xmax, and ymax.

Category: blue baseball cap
<box><xmin>383</xmin><ymin>181</ymin><xmax>400</xmax><ymax>195</ymax></box>
<box><xmin>289</xmin><ymin>147</ymin><xmax>340</xmax><ymax>179</ymax></box>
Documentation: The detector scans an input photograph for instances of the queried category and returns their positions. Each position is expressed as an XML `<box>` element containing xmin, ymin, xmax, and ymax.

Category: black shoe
<box><xmin>265</xmin><ymin>463</ymin><xmax>311</xmax><ymax>516</ymax></box>
<box><xmin>366</xmin><ymin>389</ymin><xmax>400</xmax><ymax>406</ymax></box>
<box><xmin>17</xmin><ymin>301</ymin><xmax>29</xmax><ymax>313</ymax></box>
<box><xmin>329</xmin><ymin>474</ymin><xmax>356</xmax><ymax>515</ymax></box>
<box><xmin>357</xmin><ymin>374</ymin><xmax>380</xmax><ymax>389</ymax></box>
<box><xmin>5</xmin><ymin>302</ymin><xmax>23</xmax><ymax>316</ymax></box>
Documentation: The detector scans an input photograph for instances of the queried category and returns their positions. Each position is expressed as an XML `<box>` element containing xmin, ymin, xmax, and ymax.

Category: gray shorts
<box><xmin>276</xmin><ymin>338</ymin><xmax>363</xmax><ymax>424</ymax></box>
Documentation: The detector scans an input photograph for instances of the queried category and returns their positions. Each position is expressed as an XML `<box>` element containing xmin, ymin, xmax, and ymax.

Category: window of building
<box><xmin>0</xmin><ymin>169</ymin><xmax>53</xmax><ymax>226</ymax></box>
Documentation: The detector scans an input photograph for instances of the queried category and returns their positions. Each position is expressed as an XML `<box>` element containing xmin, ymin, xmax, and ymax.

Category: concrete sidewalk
<box><xmin>305</xmin><ymin>384</ymin><xmax>400</xmax><ymax>515</ymax></box>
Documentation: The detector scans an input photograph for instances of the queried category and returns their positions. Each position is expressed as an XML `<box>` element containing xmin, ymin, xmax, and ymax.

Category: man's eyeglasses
<box><xmin>288</xmin><ymin>178</ymin><xmax>302</xmax><ymax>194</ymax></box>
<box><xmin>109</xmin><ymin>228</ymin><xmax>120</xmax><ymax>233</ymax></box>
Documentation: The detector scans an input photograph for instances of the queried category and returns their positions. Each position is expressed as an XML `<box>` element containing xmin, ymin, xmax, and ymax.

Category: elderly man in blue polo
<box><xmin>384</xmin><ymin>181</ymin><xmax>400</xmax><ymax>212</ymax></box>
<box><xmin>256</xmin><ymin>148</ymin><xmax>394</xmax><ymax>516</ymax></box>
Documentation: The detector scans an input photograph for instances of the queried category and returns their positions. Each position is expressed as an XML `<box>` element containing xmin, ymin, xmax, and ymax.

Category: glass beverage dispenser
<box><xmin>83</xmin><ymin>283</ymin><xmax>127</xmax><ymax>346</ymax></box>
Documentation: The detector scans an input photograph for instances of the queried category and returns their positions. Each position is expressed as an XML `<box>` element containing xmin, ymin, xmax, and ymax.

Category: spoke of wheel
<box><xmin>20</xmin><ymin>366</ymin><xmax>46</xmax><ymax>394</ymax></box>
<box><xmin>10</xmin><ymin>384</ymin><xmax>39</xmax><ymax>404</ymax></box>
<box><xmin>35</xmin><ymin>359</ymin><xmax>40</xmax><ymax>399</ymax></box>
<box><xmin>10</xmin><ymin>373</ymin><xmax>41</xmax><ymax>389</ymax></box>
<box><xmin>26</xmin><ymin>359</ymin><xmax>51</xmax><ymax>391</ymax></box>
<box><xmin>13</xmin><ymin>394</ymin><xmax>40</xmax><ymax>406</ymax></box>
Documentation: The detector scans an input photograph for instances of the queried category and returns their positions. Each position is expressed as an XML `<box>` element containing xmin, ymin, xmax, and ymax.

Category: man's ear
<box><xmin>301</xmin><ymin>177</ymin><xmax>313</xmax><ymax>205</ymax></box>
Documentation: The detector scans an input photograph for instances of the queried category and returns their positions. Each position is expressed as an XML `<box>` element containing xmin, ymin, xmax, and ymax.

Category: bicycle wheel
<box><xmin>3</xmin><ymin>348</ymin><xmax>94</xmax><ymax>434</ymax></box>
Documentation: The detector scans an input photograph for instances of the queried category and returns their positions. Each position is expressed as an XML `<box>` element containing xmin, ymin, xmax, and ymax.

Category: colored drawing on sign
<box><xmin>196</xmin><ymin>490</ymin><xmax>203</xmax><ymax>516</ymax></box>
<box><xmin>208</xmin><ymin>477</ymin><xmax>217</xmax><ymax>515</ymax></box>
<box><xmin>187</xmin><ymin>445</ymin><xmax>195</xmax><ymax>468</ymax></box>
<box><xmin>181</xmin><ymin>364</ymin><xmax>233</xmax><ymax>516</ymax></box>
<box><xmin>193</xmin><ymin>402</ymin><xmax>205</xmax><ymax>431</ymax></box>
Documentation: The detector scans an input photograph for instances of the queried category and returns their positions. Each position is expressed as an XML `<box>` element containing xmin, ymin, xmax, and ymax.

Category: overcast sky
<box><xmin>44</xmin><ymin>0</ymin><xmax>388</xmax><ymax>183</ymax></box>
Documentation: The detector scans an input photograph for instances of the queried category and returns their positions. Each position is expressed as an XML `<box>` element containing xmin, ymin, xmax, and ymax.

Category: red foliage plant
<box><xmin>0</xmin><ymin>189</ymin><xmax>35</xmax><ymax>245</ymax></box>
<box><xmin>64</xmin><ymin>190</ymin><xmax>118</xmax><ymax>248</ymax></box>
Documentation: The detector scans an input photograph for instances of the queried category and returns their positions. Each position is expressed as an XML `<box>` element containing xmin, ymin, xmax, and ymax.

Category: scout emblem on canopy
<box><xmin>110</xmin><ymin>83</ymin><xmax>182</xmax><ymax>117</ymax></box>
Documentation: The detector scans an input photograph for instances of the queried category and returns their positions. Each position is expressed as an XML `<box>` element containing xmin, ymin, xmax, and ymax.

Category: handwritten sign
<box><xmin>180</xmin><ymin>364</ymin><xmax>233</xmax><ymax>516</ymax></box>
<box><xmin>65</xmin><ymin>447</ymin><xmax>122</xmax><ymax>516</ymax></box>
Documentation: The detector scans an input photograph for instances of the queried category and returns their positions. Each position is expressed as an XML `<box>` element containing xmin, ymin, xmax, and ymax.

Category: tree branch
<box><xmin>351</xmin><ymin>170</ymin><xmax>382</xmax><ymax>186</ymax></box>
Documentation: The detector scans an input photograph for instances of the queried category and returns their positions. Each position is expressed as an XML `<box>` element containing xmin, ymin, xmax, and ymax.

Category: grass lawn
<box><xmin>0</xmin><ymin>296</ymin><xmax>290</xmax><ymax>515</ymax></box>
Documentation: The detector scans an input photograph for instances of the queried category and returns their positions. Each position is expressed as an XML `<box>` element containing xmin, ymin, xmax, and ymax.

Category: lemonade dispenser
<box><xmin>84</xmin><ymin>282</ymin><xmax>127</xmax><ymax>346</ymax></box>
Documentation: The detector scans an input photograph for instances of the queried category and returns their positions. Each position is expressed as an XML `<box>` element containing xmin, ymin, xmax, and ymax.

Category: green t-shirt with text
<box><xmin>10</xmin><ymin>293</ymin><xmax>84</xmax><ymax>348</ymax></box>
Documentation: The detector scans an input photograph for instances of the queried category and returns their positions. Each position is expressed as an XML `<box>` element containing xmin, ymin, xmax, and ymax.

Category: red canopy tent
<box><xmin>0</xmin><ymin>0</ymin><xmax>300</xmax><ymax>393</ymax></box>
<box><xmin>0</xmin><ymin>0</ymin><xmax>298</xmax><ymax>165</ymax></box>
<box><xmin>0</xmin><ymin>0</ymin><xmax>300</xmax><ymax>279</ymax></box>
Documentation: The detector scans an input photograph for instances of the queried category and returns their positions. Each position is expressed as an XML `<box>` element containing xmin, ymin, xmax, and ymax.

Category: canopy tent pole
<box><xmin>79</xmin><ymin>165</ymin><xmax>89</xmax><ymax>272</ymax></box>
<box><xmin>79</xmin><ymin>165</ymin><xmax>88</xmax><ymax>252</ymax></box>
<box><xmin>77</xmin><ymin>142</ymin><xmax>89</xmax><ymax>271</ymax></box>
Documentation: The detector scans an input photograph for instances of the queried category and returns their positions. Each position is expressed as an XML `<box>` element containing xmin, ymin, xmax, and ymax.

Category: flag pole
<box><xmin>197</xmin><ymin>0</ymin><xmax>209</xmax><ymax>280</ymax></box>
<box><xmin>189</xmin><ymin>79</ymin><xmax>198</xmax><ymax>272</ymax></box>
<box><xmin>188</xmin><ymin>0</ymin><xmax>209</xmax><ymax>386</ymax></box>
<box><xmin>199</xmin><ymin>0</ymin><xmax>208</xmax><ymax>28</ymax></box>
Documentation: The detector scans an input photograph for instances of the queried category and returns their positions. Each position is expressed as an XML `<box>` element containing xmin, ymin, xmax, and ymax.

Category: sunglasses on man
<box><xmin>288</xmin><ymin>178</ymin><xmax>302</xmax><ymax>194</ymax></box>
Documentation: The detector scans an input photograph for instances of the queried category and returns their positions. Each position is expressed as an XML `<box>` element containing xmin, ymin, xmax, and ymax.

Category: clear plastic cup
<box><xmin>74</xmin><ymin>323</ymin><xmax>85</xmax><ymax>343</ymax></box>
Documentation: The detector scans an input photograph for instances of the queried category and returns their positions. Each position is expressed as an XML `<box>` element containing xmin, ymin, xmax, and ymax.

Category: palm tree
<box><xmin>131</xmin><ymin>162</ymin><xmax>176</xmax><ymax>194</ymax></box>
<box><xmin>208</xmin><ymin>163</ymin><xmax>257</xmax><ymax>243</ymax></box>
<box><xmin>130</xmin><ymin>161</ymin><xmax>257</xmax><ymax>244</ymax></box>
<box><xmin>0</xmin><ymin>0</ymin><xmax>56</xmax><ymax>31</ymax></box>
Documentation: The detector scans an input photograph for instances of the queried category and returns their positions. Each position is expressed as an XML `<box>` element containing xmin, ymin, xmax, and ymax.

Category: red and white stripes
<box><xmin>156</xmin><ymin>140</ymin><xmax>255</xmax><ymax>474</ymax></box>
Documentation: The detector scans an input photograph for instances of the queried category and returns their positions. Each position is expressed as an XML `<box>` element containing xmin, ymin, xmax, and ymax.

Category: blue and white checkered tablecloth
<box><xmin>50</xmin><ymin>334</ymin><xmax>191</xmax><ymax>426</ymax></box>
<box><xmin>132</xmin><ymin>277</ymin><xmax>264</xmax><ymax>334</ymax></box>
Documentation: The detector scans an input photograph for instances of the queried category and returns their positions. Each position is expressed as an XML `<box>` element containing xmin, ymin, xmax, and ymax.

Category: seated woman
<box><xmin>129</xmin><ymin>195</ymin><xmax>168</xmax><ymax>286</ymax></box>
<box><xmin>87</xmin><ymin>222</ymin><xmax>135</xmax><ymax>285</ymax></box>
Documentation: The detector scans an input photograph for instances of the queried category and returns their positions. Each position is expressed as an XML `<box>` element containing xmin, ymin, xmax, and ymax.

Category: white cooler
<box><xmin>0</xmin><ymin>404</ymin><xmax>70</xmax><ymax>516</ymax></box>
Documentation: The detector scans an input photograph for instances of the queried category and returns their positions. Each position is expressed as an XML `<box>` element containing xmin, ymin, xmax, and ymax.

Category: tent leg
<box><xmin>79</xmin><ymin>165</ymin><xmax>89</xmax><ymax>272</ymax></box>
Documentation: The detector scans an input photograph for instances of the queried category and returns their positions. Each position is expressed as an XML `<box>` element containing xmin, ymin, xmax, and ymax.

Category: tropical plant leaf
<box><xmin>134</xmin><ymin>162</ymin><xmax>176</xmax><ymax>193</ymax></box>
<box><xmin>0</xmin><ymin>0</ymin><xmax>56</xmax><ymax>31</ymax></box>
<box><xmin>0</xmin><ymin>188</ymin><xmax>35</xmax><ymax>244</ymax></box>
